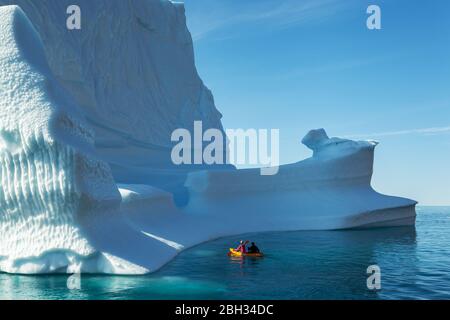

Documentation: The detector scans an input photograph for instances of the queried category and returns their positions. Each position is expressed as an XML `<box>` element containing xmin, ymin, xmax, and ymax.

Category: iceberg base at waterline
<box><xmin>0</xmin><ymin>110</ymin><xmax>416</xmax><ymax>274</ymax></box>
<box><xmin>0</xmin><ymin>4</ymin><xmax>416</xmax><ymax>275</ymax></box>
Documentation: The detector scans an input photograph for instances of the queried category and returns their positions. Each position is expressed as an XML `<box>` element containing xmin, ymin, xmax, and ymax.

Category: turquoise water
<box><xmin>1</xmin><ymin>206</ymin><xmax>450</xmax><ymax>300</ymax></box>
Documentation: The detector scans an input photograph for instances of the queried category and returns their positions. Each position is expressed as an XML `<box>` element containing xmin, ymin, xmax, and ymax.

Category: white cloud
<box><xmin>344</xmin><ymin>126</ymin><xmax>450</xmax><ymax>139</ymax></box>
<box><xmin>184</xmin><ymin>0</ymin><xmax>350</xmax><ymax>41</ymax></box>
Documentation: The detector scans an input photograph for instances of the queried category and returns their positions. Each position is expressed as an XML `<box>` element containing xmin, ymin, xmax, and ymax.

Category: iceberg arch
<box><xmin>0</xmin><ymin>2</ymin><xmax>416</xmax><ymax>274</ymax></box>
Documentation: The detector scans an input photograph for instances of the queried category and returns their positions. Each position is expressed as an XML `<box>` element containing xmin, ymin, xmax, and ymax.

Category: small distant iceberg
<box><xmin>0</xmin><ymin>1</ymin><xmax>416</xmax><ymax>275</ymax></box>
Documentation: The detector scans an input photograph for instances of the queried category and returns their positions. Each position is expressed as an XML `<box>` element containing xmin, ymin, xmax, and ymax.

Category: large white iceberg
<box><xmin>0</xmin><ymin>1</ymin><xmax>416</xmax><ymax>274</ymax></box>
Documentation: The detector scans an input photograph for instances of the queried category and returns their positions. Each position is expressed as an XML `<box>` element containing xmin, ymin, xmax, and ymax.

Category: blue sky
<box><xmin>182</xmin><ymin>0</ymin><xmax>450</xmax><ymax>205</ymax></box>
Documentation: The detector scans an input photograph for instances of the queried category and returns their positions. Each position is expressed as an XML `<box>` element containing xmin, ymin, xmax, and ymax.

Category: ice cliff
<box><xmin>0</xmin><ymin>0</ymin><xmax>227</xmax><ymax>191</ymax></box>
<box><xmin>0</xmin><ymin>1</ymin><xmax>417</xmax><ymax>274</ymax></box>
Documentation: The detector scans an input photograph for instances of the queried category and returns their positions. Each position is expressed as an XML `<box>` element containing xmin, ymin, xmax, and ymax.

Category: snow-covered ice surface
<box><xmin>0</xmin><ymin>1</ymin><xmax>416</xmax><ymax>274</ymax></box>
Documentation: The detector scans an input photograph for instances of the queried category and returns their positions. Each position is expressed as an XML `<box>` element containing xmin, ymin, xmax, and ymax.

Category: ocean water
<box><xmin>1</xmin><ymin>206</ymin><xmax>449</xmax><ymax>300</ymax></box>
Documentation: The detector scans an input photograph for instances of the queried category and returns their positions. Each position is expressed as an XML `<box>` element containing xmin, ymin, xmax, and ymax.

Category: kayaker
<box><xmin>236</xmin><ymin>240</ymin><xmax>248</xmax><ymax>253</ymax></box>
<box><xmin>247</xmin><ymin>242</ymin><xmax>260</xmax><ymax>254</ymax></box>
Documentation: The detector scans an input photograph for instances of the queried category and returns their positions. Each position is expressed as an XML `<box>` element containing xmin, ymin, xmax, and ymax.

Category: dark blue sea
<box><xmin>1</xmin><ymin>206</ymin><xmax>449</xmax><ymax>300</ymax></box>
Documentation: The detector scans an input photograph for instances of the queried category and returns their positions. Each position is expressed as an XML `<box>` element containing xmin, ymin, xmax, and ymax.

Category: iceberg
<box><xmin>0</xmin><ymin>1</ymin><xmax>416</xmax><ymax>274</ymax></box>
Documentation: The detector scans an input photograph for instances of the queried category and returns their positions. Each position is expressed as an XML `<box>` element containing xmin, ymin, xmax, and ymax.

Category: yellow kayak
<box><xmin>228</xmin><ymin>248</ymin><xmax>264</xmax><ymax>257</ymax></box>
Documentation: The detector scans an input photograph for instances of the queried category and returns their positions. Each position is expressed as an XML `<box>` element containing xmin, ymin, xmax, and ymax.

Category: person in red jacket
<box><xmin>236</xmin><ymin>240</ymin><xmax>249</xmax><ymax>253</ymax></box>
